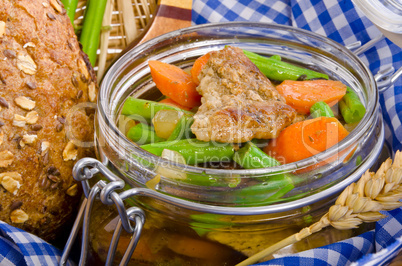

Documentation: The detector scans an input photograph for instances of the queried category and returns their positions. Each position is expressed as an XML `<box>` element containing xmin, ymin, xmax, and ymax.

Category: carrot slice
<box><xmin>264</xmin><ymin>117</ymin><xmax>349</xmax><ymax>164</ymax></box>
<box><xmin>276</xmin><ymin>80</ymin><xmax>347</xmax><ymax>114</ymax></box>
<box><xmin>191</xmin><ymin>52</ymin><xmax>211</xmax><ymax>85</ymax></box>
<box><xmin>159</xmin><ymin>98</ymin><xmax>192</xmax><ymax>111</ymax></box>
<box><xmin>148</xmin><ymin>60</ymin><xmax>201</xmax><ymax>108</ymax></box>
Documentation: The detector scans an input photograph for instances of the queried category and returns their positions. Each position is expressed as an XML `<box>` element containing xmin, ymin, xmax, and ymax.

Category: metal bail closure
<box><xmin>347</xmin><ymin>34</ymin><xmax>402</xmax><ymax>94</ymax></box>
<box><xmin>106</xmin><ymin>207</ymin><xmax>145</xmax><ymax>266</ymax></box>
<box><xmin>59</xmin><ymin>158</ymin><xmax>146</xmax><ymax>266</ymax></box>
<box><xmin>375</xmin><ymin>66</ymin><xmax>402</xmax><ymax>93</ymax></box>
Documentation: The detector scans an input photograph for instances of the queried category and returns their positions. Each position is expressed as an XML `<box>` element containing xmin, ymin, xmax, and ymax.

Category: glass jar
<box><xmin>85</xmin><ymin>22</ymin><xmax>385</xmax><ymax>265</ymax></box>
<box><xmin>352</xmin><ymin>0</ymin><xmax>402</xmax><ymax>47</ymax></box>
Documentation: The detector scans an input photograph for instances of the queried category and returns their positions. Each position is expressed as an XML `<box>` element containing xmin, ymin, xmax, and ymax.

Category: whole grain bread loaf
<box><xmin>0</xmin><ymin>0</ymin><xmax>97</xmax><ymax>240</ymax></box>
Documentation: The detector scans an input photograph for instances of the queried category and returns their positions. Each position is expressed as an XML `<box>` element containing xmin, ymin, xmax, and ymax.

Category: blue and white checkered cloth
<box><xmin>1</xmin><ymin>0</ymin><xmax>401</xmax><ymax>265</ymax></box>
<box><xmin>0</xmin><ymin>220</ymin><xmax>73</xmax><ymax>266</ymax></box>
<box><xmin>193</xmin><ymin>0</ymin><xmax>402</xmax><ymax>265</ymax></box>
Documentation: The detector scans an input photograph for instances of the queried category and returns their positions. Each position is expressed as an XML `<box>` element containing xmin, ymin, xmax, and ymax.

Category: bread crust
<box><xmin>0</xmin><ymin>0</ymin><xmax>97</xmax><ymax>240</ymax></box>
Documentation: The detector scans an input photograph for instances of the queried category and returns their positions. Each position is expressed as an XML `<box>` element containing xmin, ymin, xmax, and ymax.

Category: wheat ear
<box><xmin>236</xmin><ymin>150</ymin><xmax>402</xmax><ymax>266</ymax></box>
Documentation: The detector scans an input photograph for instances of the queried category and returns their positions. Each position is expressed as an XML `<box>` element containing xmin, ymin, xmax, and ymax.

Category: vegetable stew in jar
<box><xmin>87</xmin><ymin>22</ymin><xmax>385</xmax><ymax>265</ymax></box>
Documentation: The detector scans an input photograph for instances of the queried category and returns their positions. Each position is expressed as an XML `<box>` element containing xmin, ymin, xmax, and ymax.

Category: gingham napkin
<box><xmin>0</xmin><ymin>220</ymin><xmax>73</xmax><ymax>266</ymax></box>
<box><xmin>1</xmin><ymin>1</ymin><xmax>401</xmax><ymax>265</ymax></box>
<box><xmin>193</xmin><ymin>0</ymin><xmax>402</xmax><ymax>265</ymax></box>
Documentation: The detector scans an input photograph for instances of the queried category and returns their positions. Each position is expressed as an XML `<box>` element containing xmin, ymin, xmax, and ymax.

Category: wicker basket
<box><xmin>75</xmin><ymin>0</ymin><xmax>157</xmax><ymax>80</ymax></box>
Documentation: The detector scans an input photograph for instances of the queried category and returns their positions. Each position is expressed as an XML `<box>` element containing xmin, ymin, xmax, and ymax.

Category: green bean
<box><xmin>244</xmin><ymin>51</ymin><xmax>280</xmax><ymax>62</ymax></box>
<box><xmin>121</xmin><ymin>97</ymin><xmax>193</xmax><ymax>122</ymax></box>
<box><xmin>61</xmin><ymin>0</ymin><xmax>78</xmax><ymax>25</ymax></box>
<box><xmin>310</xmin><ymin>101</ymin><xmax>335</xmax><ymax>118</ymax></box>
<box><xmin>356</xmin><ymin>155</ymin><xmax>362</xmax><ymax>166</ymax></box>
<box><xmin>141</xmin><ymin>139</ymin><xmax>235</xmax><ymax>165</ymax></box>
<box><xmin>189</xmin><ymin>175</ymin><xmax>294</xmax><ymax>235</ymax></box>
<box><xmin>190</xmin><ymin>213</ymin><xmax>234</xmax><ymax>236</ymax></box>
<box><xmin>339</xmin><ymin>87</ymin><xmax>366</xmax><ymax>123</ymax></box>
<box><xmin>233</xmin><ymin>142</ymin><xmax>280</xmax><ymax>169</ymax></box>
<box><xmin>233</xmin><ymin>142</ymin><xmax>294</xmax><ymax>198</ymax></box>
<box><xmin>184</xmin><ymin>172</ymin><xmax>241</xmax><ymax>188</ymax></box>
<box><xmin>232</xmin><ymin>179</ymin><xmax>294</xmax><ymax>205</ymax></box>
<box><xmin>243</xmin><ymin>49</ymin><xmax>329</xmax><ymax>81</ymax></box>
<box><xmin>270</xmin><ymin>54</ymin><xmax>282</xmax><ymax>61</ymax></box>
<box><xmin>79</xmin><ymin>0</ymin><xmax>108</xmax><ymax>65</ymax></box>
<box><xmin>127</xmin><ymin>123</ymin><xmax>165</xmax><ymax>145</ymax></box>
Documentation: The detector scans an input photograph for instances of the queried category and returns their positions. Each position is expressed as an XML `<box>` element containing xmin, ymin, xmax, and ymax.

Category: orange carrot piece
<box><xmin>276</xmin><ymin>80</ymin><xmax>347</xmax><ymax>114</ymax></box>
<box><xmin>264</xmin><ymin>117</ymin><xmax>349</xmax><ymax>164</ymax></box>
<box><xmin>148</xmin><ymin>60</ymin><xmax>201</xmax><ymax>108</ymax></box>
<box><xmin>159</xmin><ymin>98</ymin><xmax>192</xmax><ymax>111</ymax></box>
<box><xmin>191</xmin><ymin>52</ymin><xmax>211</xmax><ymax>85</ymax></box>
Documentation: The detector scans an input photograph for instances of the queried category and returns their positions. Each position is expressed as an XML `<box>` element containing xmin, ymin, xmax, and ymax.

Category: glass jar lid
<box><xmin>353</xmin><ymin>0</ymin><xmax>402</xmax><ymax>33</ymax></box>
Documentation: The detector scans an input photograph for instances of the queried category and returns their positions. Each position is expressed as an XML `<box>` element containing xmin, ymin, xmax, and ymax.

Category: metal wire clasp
<box><xmin>60</xmin><ymin>158</ymin><xmax>145</xmax><ymax>266</ymax></box>
<box><xmin>347</xmin><ymin>33</ymin><xmax>402</xmax><ymax>93</ymax></box>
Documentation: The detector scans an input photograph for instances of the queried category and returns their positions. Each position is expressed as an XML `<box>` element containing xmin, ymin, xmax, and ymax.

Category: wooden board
<box><xmin>139</xmin><ymin>0</ymin><xmax>192</xmax><ymax>43</ymax></box>
<box><xmin>122</xmin><ymin>0</ymin><xmax>192</xmax><ymax>54</ymax></box>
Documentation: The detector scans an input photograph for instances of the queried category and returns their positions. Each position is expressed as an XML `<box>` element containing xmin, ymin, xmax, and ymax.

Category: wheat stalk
<box><xmin>236</xmin><ymin>150</ymin><xmax>402</xmax><ymax>266</ymax></box>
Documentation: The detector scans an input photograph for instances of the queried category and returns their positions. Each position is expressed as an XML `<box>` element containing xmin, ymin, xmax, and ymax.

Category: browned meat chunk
<box><xmin>191</xmin><ymin>46</ymin><xmax>297</xmax><ymax>143</ymax></box>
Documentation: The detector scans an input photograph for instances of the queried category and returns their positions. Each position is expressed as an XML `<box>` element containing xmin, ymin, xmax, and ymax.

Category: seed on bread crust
<box><xmin>49</xmin><ymin>0</ymin><xmax>62</xmax><ymax>13</ymax></box>
<box><xmin>21</xmin><ymin>134</ymin><xmax>37</xmax><ymax>146</ymax></box>
<box><xmin>23</xmin><ymin>42</ymin><xmax>35</xmax><ymax>49</ymax></box>
<box><xmin>56</xmin><ymin>123</ymin><xmax>63</xmax><ymax>132</ymax></box>
<box><xmin>62</xmin><ymin>141</ymin><xmax>78</xmax><ymax>161</ymax></box>
<box><xmin>77</xmin><ymin>59</ymin><xmax>89</xmax><ymax>80</ymax></box>
<box><xmin>47</xmin><ymin>13</ymin><xmax>56</xmax><ymax>20</ymax></box>
<box><xmin>0</xmin><ymin>172</ymin><xmax>21</xmax><ymax>182</ymax></box>
<box><xmin>31</xmin><ymin>124</ymin><xmax>43</xmax><ymax>131</ymax></box>
<box><xmin>15</xmin><ymin>96</ymin><xmax>36</xmax><ymax>110</ymax></box>
<box><xmin>26</xmin><ymin>82</ymin><xmax>37</xmax><ymax>90</ymax></box>
<box><xmin>0</xmin><ymin>97</ymin><xmax>9</xmax><ymax>108</ymax></box>
<box><xmin>3</xmin><ymin>49</ymin><xmax>16</xmax><ymax>59</ymax></box>
<box><xmin>47</xmin><ymin>166</ymin><xmax>60</xmax><ymax>176</ymax></box>
<box><xmin>42</xmin><ymin>150</ymin><xmax>49</xmax><ymax>165</ymax></box>
<box><xmin>88</xmin><ymin>82</ymin><xmax>96</xmax><ymax>102</ymax></box>
<box><xmin>13</xmin><ymin>114</ymin><xmax>26</xmax><ymax>127</ymax></box>
<box><xmin>66</xmin><ymin>184</ymin><xmax>78</xmax><ymax>196</ymax></box>
<box><xmin>26</xmin><ymin>111</ymin><xmax>39</xmax><ymax>124</ymax></box>
<box><xmin>76</xmin><ymin>90</ymin><xmax>83</xmax><ymax>99</ymax></box>
<box><xmin>57</xmin><ymin>116</ymin><xmax>66</xmax><ymax>124</ymax></box>
<box><xmin>39</xmin><ymin>174</ymin><xmax>50</xmax><ymax>189</ymax></box>
<box><xmin>17</xmin><ymin>53</ymin><xmax>37</xmax><ymax>75</ymax></box>
<box><xmin>41</xmin><ymin>141</ymin><xmax>50</xmax><ymax>155</ymax></box>
<box><xmin>10</xmin><ymin>209</ymin><xmax>29</xmax><ymax>223</ymax></box>
<box><xmin>71</xmin><ymin>74</ymin><xmax>79</xmax><ymax>88</ymax></box>
<box><xmin>48</xmin><ymin>175</ymin><xmax>60</xmax><ymax>183</ymax></box>
<box><xmin>13</xmin><ymin>111</ymin><xmax>39</xmax><ymax>126</ymax></box>
<box><xmin>9</xmin><ymin>201</ymin><xmax>23</xmax><ymax>211</ymax></box>
<box><xmin>0</xmin><ymin>150</ymin><xmax>14</xmax><ymax>167</ymax></box>
<box><xmin>1</xmin><ymin>176</ymin><xmax>21</xmax><ymax>195</ymax></box>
